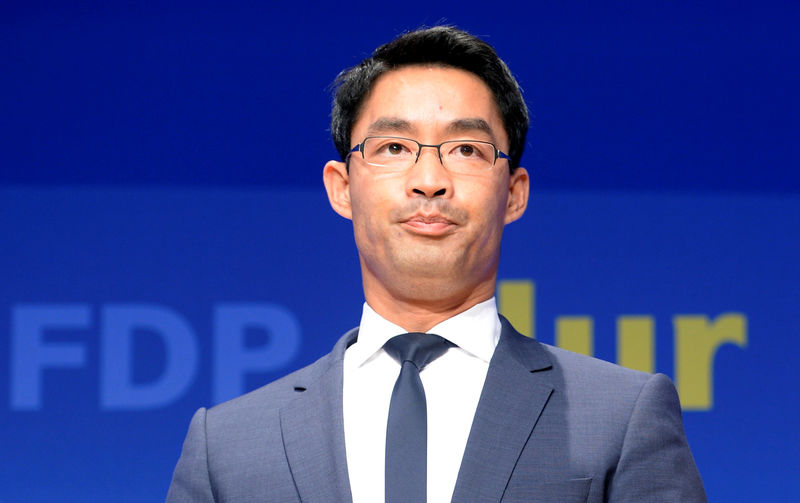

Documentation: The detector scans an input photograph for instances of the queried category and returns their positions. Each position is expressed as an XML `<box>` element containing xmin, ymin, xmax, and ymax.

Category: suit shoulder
<box><xmin>543</xmin><ymin>343</ymin><xmax>649</xmax><ymax>379</ymax></box>
<box><xmin>538</xmin><ymin>342</ymin><xmax>668</xmax><ymax>406</ymax></box>
<box><xmin>206</xmin><ymin>349</ymin><xmax>334</xmax><ymax>422</ymax></box>
<box><xmin>199</xmin><ymin>327</ymin><xmax>356</xmax><ymax>436</ymax></box>
<box><xmin>529</xmin><ymin>342</ymin><xmax>686</xmax><ymax>453</ymax></box>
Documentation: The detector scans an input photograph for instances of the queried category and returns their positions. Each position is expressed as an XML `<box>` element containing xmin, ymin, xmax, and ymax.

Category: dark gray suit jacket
<box><xmin>167</xmin><ymin>318</ymin><xmax>706</xmax><ymax>502</ymax></box>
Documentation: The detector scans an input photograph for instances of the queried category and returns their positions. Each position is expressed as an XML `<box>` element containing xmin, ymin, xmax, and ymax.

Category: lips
<box><xmin>401</xmin><ymin>213</ymin><xmax>457</xmax><ymax>236</ymax></box>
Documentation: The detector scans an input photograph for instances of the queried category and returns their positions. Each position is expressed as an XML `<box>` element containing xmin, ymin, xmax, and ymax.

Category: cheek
<box><xmin>463</xmin><ymin>181</ymin><xmax>510</xmax><ymax>249</ymax></box>
<box><xmin>464</xmin><ymin>178</ymin><xmax>509</xmax><ymax>220</ymax></box>
<box><xmin>349</xmin><ymin>191</ymin><xmax>388</xmax><ymax>248</ymax></box>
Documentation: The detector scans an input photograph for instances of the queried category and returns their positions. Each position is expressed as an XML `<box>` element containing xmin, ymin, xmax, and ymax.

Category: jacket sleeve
<box><xmin>166</xmin><ymin>408</ymin><xmax>216</xmax><ymax>503</ymax></box>
<box><xmin>609</xmin><ymin>373</ymin><xmax>707</xmax><ymax>502</ymax></box>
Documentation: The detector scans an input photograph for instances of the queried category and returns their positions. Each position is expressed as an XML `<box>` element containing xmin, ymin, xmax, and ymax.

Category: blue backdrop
<box><xmin>2</xmin><ymin>2</ymin><xmax>798</xmax><ymax>501</ymax></box>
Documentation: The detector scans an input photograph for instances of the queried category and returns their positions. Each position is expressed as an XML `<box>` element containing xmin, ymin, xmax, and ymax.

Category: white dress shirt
<box><xmin>343</xmin><ymin>297</ymin><xmax>501</xmax><ymax>503</ymax></box>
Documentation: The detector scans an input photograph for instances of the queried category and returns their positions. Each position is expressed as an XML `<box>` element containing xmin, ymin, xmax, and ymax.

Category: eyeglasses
<box><xmin>348</xmin><ymin>136</ymin><xmax>511</xmax><ymax>173</ymax></box>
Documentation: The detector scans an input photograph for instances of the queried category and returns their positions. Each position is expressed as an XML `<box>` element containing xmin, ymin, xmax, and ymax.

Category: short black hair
<box><xmin>330</xmin><ymin>26</ymin><xmax>529</xmax><ymax>171</ymax></box>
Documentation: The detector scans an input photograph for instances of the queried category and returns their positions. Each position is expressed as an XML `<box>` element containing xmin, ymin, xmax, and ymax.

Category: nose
<box><xmin>406</xmin><ymin>145</ymin><xmax>453</xmax><ymax>198</ymax></box>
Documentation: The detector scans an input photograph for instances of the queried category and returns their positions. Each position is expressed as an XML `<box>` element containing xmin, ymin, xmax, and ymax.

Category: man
<box><xmin>167</xmin><ymin>26</ymin><xmax>706</xmax><ymax>502</ymax></box>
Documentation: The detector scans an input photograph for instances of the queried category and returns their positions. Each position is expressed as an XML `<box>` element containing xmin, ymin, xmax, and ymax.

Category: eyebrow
<box><xmin>364</xmin><ymin>116</ymin><xmax>498</xmax><ymax>143</ymax></box>
<box><xmin>444</xmin><ymin>118</ymin><xmax>497</xmax><ymax>143</ymax></box>
<box><xmin>366</xmin><ymin>117</ymin><xmax>415</xmax><ymax>136</ymax></box>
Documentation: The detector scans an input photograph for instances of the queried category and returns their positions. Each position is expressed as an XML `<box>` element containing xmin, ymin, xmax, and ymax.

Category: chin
<box><xmin>397</xmin><ymin>262</ymin><xmax>467</xmax><ymax>293</ymax></box>
<box><xmin>396</xmin><ymin>250</ymin><xmax>461</xmax><ymax>275</ymax></box>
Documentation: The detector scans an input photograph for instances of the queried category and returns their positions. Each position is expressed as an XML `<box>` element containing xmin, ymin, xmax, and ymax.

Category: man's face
<box><xmin>324</xmin><ymin>65</ymin><xmax>529</xmax><ymax>307</ymax></box>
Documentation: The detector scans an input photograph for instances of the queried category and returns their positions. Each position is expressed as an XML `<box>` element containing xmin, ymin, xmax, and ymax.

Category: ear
<box><xmin>504</xmin><ymin>166</ymin><xmax>529</xmax><ymax>224</ymax></box>
<box><xmin>323</xmin><ymin>160</ymin><xmax>353</xmax><ymax>220</ymax></box>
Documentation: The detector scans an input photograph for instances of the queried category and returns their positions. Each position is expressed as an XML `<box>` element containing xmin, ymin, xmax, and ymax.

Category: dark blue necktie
<box><xmin>383</xmin><ymin>332</ymin><xmax>450</xmax><ymax>503</ymax></box>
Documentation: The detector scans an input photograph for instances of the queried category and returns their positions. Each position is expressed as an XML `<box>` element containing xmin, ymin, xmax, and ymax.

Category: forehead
<box><xmin>351</xmin><ymin>65</ymin><xmax>508</xmax><ymax>146</ymax></box>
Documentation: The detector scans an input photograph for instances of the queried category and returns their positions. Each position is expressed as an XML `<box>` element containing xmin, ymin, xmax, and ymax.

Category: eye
<box><xmin>386</xmin><ymin>142</ymin><xmax>406</xmax><ymax>155</ymax></box>
<box><xmin>458</xmin><ymin>144</ymin><xmax>476</xmax><ymax>157</ymax></box>
<box><xmin>447</xmin><ymin>141</ymin><xmax>490</xmax><ymax>160</ymax></box>
<box><xmin>362</xmin><ymin>138</ymin><xmax>416</xmax><ymax>166</ymax></box>
<box><xmin>367</xmin><ymin>138</ymin><xmax>414</xmax><ymax>157</ymax></box>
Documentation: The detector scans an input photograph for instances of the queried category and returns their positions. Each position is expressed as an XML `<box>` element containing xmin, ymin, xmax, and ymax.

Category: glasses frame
<box><xmin>348</xmin><ymin>136</ymin><xmax>511</xmax><ymax>172</ymax></box>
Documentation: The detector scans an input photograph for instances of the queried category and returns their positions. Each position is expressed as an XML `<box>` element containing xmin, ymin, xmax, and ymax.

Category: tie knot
<box><xmin>384</xmin><ymin>332</ymin><xmax>450</xmax><ymax>370</ymax></box>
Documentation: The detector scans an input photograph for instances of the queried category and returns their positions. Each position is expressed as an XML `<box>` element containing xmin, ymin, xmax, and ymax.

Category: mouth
<box><xmin>401</xmin><ymin>214</ymin><xmax>458</xmax><ymax>236</ymax></box>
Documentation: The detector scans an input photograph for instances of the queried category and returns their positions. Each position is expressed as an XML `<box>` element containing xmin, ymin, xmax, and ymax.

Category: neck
<box><xmin>362</xmin><ymin>275</ymin><xmax>497</xmax><ymax>332</ymax></box>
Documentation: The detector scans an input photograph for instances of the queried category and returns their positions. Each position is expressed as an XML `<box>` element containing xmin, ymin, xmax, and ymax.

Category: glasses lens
<box><xmin>362</xmin><ymin>137</ymin><xmax>418</xmax><ymax>169</ymax></box>
<box><xmin>440</xmin><ymin>141</ymin><xmax>496</xmax><ymax>172</ymax></box>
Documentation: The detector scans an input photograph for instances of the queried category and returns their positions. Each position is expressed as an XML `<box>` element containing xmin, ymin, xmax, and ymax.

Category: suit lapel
<box><xmin>280</xmin><ymin>330</ymin><xmax>357</xmax><ymax>503</ymax></box>
<box><xmin>450</xmin><ymin>317</ymin><xmax>554</xmax><ymax>503</ymax></box>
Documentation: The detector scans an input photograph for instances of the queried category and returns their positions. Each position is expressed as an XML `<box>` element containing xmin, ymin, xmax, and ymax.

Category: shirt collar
<box><xmin>348</xmin><ymin>297</ymin><xmax>501</xmax><ymax>368</ymax></box>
